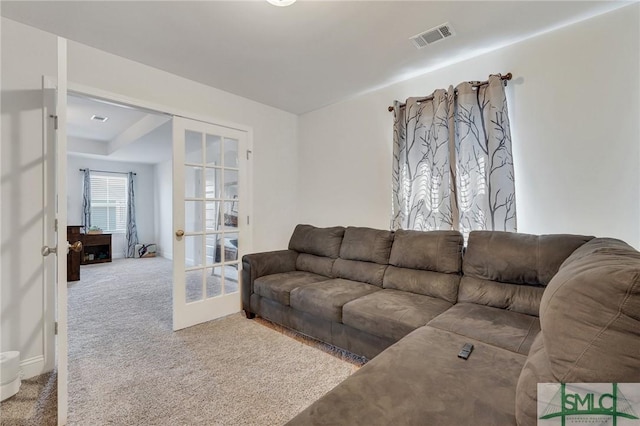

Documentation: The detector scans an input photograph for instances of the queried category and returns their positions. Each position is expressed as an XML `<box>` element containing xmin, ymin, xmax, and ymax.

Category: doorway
<box><xmin>61</xmin><ymin>90</ymin><xmax>251</xmax><ymax>422</ymax></box>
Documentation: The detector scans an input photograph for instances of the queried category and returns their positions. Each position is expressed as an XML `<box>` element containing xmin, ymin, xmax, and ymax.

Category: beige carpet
<box><xmin>66</xmin><ymin>257</ymin><xmax>360</xmax><ymax>425</ymax></box>
<box><xmin>0</xmin><ymin>371</ymin><xmax>57</xmax><ymax>426</ymax></box>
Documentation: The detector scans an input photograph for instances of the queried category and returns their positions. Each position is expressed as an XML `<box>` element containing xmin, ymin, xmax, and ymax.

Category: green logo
<box><xmin>539</xmin><ymin>383</ymin><xmax>639</xmax><ymax>426</ymax></box>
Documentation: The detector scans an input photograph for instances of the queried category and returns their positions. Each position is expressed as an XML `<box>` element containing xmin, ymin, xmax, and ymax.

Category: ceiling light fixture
<box><xmin>91</xmin><ymin>115</ymin><xmax>109</xmax><ymax>122</ymax></box>
<box><xmin>266</xmin><ymin>0</ymin><xmax>296</xmax><ymax>6</ymax></box>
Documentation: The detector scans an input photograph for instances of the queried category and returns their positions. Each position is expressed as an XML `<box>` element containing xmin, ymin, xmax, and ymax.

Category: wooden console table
<box><xmin>80</xmin><ymin>233</ymin><xmax>112</xmax><ymax>265</ymax></box>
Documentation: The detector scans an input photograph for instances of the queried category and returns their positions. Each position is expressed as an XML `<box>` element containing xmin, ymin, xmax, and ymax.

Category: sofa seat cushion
<box><xmin>290</xmin><ymin>279</ymin><xmax>380</xmax><ymax>323</ymax></box>
<box><xmin>254</xmin><ymin>271</ymin><xmax>330</xmax><ymax>306</ymax></box>
<box><xmin>342</xmin><ymin>289</ymin><xmax>452</xmax><ymax>341</ymax></box>
<box><xmin>286</xmin><ymin>326</ymin><xmax>526</xmax><ymax>426</ymax></box>
<box><xmin>428</xmin><ymin>303</ymin><xmax>540</xmax><ymax>355</ymax></box>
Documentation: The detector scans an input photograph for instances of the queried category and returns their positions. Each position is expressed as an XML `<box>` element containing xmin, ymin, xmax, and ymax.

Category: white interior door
<box><xmin>172</xmin><ymin>117</ymin><xmax>249</xmax><ymax>331</ymax></box>
<box><xmin>41</xmin><ymin>37</ymin><xmax>69</xmax><ymax>425</ymax></box>
<box><xmin>55</xmin><ymin>37</ymin><xmax>70</xmax><ymax>426</ymax></box>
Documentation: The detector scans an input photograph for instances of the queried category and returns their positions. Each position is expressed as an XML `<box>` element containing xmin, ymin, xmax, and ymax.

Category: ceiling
<box><xmin>68</xmin><ymin>94</ymin><xmax>173</xmax><ymax>164</ymax></box>
<box><xmin>1</xmin><ymin>1</ymin><xmax>631</xmax><ymax>115</ymax></box>
<box><xmin>68</xmin><ymin>95</ymin><xmax>150</xmax><ymax>141</ymax></box>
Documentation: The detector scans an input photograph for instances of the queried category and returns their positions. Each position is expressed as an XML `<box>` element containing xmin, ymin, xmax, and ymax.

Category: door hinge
<box><xmin>54</xmin><ymin>322</ymin><xmax>58</xmax><ymax>335</ymax></box>
<box><xmin>246</xmin><ymin>150</ymin><xmax>252</xmax><ymax>160</ymax></box>
<box><xmin>247</xmin><ymin>216</ymin><xmax>250</xmax><ymax>225</ymax></box>
<box><xmin>49</xmin><ymin>114</ymin><xmax>58</xmax><ymax>130</ymax></box>
<box><xmin>54</xmin><ymin>219</ymin><xmax>58</xmax><ymax>232</ymax></box>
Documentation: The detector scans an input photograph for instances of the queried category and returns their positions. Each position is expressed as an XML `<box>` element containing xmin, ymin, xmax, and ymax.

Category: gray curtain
<box><xmin>126</xmin><ymin>172</ymin><xmax>139</xmax><ymax>258</ymax></box>
<box><xmin>82</xmin><ymin>169</ymin><xmax>91</xmax><ymax>232</ymax></box>
<box><xmin>392</xmin><ymin>89</ymin><xmax>456</xmax><ymax>231</ymax></box>
<box><xmin>454</xmin><ymin>75</ymin><xmax>516</xmax><ymax>236</ymax></box>
<box><xmin>392</xmin><ymin>74</ymin><xmax>516</xmax><ymax>235</ymax></box>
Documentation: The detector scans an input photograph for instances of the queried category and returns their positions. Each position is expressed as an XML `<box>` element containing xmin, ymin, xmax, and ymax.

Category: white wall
<box><xmin>298</xmin><ymin>5</ymin><xmax>640</xmax><ymax>248</ymax></box>
<box><xmin>1</xmin><ymin>18</ymin><xmax>57</xmax><ymax>375</ymax></box>
<box><xmin>154</xmin><ymin>159</ymin><xmax>172</xmax><ymax>259</ymax></box>
<box><xmin>66</xmin><ymin>155</ymin><xmax>156</xmax><ymax>259</ymax></box>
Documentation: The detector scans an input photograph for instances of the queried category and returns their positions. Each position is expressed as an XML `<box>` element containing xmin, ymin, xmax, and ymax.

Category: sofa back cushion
<box><xmin>288</xmin><ymin>224</ymin><xmax>345</xmax><ymax>259</ymax></box>
<box><xmin>515</xmin><ymin>238</ymin><xmax>640</xmax><ymax>424</ymax></box>
<box><xmin>458</xmin><ymin>231</ymin><xmax>593</xmax><ymax>315</ymax></box>
<box><xmin>389</xmin><ymin>230</ymin><xmax>463</xmax><ymax>273</ymax></box>
<box><xmin>332</xmin><ymin>227</ymin><xmax>394</xmax><ymax>286</ymax></box>
<box><xmin>383</xmin><ymin>230</ymin><xmax>463</xmax><ymax>302</ymax></box>
<box><xmin>339</xmin><ymin>227</ymin><xmax>394</xmax><ymax>263</ymax></box>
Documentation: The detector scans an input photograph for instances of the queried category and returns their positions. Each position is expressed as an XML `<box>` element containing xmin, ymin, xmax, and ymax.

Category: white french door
<box><xmin>172</xmin><ymin>117</ymin><xmax>249</xmax><ymax>331</ymax></box>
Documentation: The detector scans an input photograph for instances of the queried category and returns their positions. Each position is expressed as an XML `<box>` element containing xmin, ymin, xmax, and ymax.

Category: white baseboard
<box><xmin>158</xmin><ymin>250</ymin><xmax>172</xmax><ymax>260</ymax></box>
<box><xmin>20</xmin><ymin>355</ymin><xmax>49</xmax><ymax>380</ymax></box>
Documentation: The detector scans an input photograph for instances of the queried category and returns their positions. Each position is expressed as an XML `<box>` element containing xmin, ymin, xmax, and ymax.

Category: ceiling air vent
<box><xmin>91</xmin><ymin>115</ymin><xmax>109</xmax><ymax>122</ymax></box>
<box><xmin>410</xmin><ymin>22</ymin><xmax>456</xmax><ymax>49</ymax></box>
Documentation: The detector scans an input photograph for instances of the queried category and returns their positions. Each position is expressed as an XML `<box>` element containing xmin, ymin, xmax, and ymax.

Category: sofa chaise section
<box><xmin>287</xmin><ymin>325</ymin><xmax>527</xmax><ymax>426</ymax></box>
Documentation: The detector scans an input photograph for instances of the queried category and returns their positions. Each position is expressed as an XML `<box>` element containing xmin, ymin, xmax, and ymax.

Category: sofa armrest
<box><xmin>241</xmin><ymin>249</ymin><xmax>299</xmax><ymax>315</ymax></box>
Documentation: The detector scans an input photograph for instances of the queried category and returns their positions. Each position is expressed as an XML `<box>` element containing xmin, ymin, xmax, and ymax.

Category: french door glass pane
<box><xmin>185</xmin><ymin>201</ymin><xmax>203</xmax><ymax>233</ymax></box>
<box><xmin>206</xmin><ymin>267</ymin><xmax>223</xmax><ymax>298</ymax></box>
<box><xmin>206</xmin><ymin>134</ymin><xmax>222</xmax><ymax>166</ymax></box>
<box><xmin>224</xmin><ymin>170</ymin><xmax>238</xmax><ymax>197</ymax></box>
<box><xmin>185</xmin><ymin>269</ymin><xmax>203</xmax><ymax>303</ymax></box>
<box><xmin>224</xmin><ymin>265</ymin><xmax>239</xmax><ymax>294</ymax></box>
<box><xmin>205</xmin><ymin>201</ymin><xmax>221</xmax><ymax>232</ymax></box>
<box><xmin>185</xmin><ymin>131</ymin><xmax>203</xmax><ymax>164</ymax></box>
<box><xmin>224</xmin><ymin>232</ymin><xmax>239</xmax><ymax>263</ymax></box>
<box><xmin>205</xmin><ymin>168</ymin><xmax>221</xmax><ymax>199</ymax></box>
<box><xmin>185</xmin><ymin>166</ymin><xmax>202</xmax><ymax>198</ymax></box>
<box><xmin>205</xmin><ymin>234</ymin><xmax>222</xmax><ymax>266</ymax></box>
<box><xmin>223</xmin><ymin>201</ymin><xmax>238</xmax><ymax>229</ymax></box>
<box><xmin>224</xmin><ymin>138</ymin><xmax>239</xmax><ymax>168</ymax></box>
<box><xmin>185</xmin><ymin>235</ymin><xmax>203</xmax><ymax>268</ymax></box>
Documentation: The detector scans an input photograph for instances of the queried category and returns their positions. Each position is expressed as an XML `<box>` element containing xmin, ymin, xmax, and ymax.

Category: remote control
<box><xmin>458</xmin><ymin>343</ymin><xmax>474</xmax><ymax>360</ymax></box>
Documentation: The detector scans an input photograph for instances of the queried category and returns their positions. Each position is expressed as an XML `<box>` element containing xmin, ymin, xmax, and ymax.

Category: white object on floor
<box><xmin>1</xmin><ymin>351</ymin><xmax>21</xmax><ymax>401</ymax></box>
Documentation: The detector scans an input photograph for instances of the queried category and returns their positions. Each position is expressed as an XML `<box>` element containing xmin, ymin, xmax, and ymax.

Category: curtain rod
<box><xmin>387</xmin><ymin>72</ymin><xmax>512</xmax><ymax>112</ymax></box>
<box><xmin>79</xmin><ymin>168</ymin><xmax>136</xmax><ymax>176</ymax></box>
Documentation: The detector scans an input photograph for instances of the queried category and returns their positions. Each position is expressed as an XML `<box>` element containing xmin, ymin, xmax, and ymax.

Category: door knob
<box><xmin>41</xmin><ymin>246</ymin><xmax>57</xmax><ymax>257</ymax></box>
<box><xmin>69</xmin><ymin>241</ymin><xmax>83</xmax><ymax>253</ymax></box>
<box><xmin>175</xmin><ymin>229</ymin><xmax>185</xmax><ymax>237</ymax></box>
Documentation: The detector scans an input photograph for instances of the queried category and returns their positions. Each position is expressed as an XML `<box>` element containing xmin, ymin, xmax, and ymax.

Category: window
<box><xmin>91</xmin><ymin>175</ymin><xmax>127</xmax><ymax>232</ymax></box>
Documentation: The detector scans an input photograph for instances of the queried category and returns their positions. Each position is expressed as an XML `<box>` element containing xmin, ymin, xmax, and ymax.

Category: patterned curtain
<box><xmin>126</xmin><ymin>172</ymin><xmax>139</xmax><ymax>258</ymax></box>
<box><xmin>82</xmin><ymin>169</ymin><xmax>91</xmax><ymax>232</ymax></box>
<box><xmin>392</xmin><ymin>89</ymin><xmax>456</xmax><ymax>231</ymax></box>
<box><xmin>392</xmin><ymin>74</ymin><xmax>516</xmax><ymax>235</ymax></box>
<box><xmin>454</xmin><ymin>75</ymin><xmax>516</xmax><ymax>236</ymax></box>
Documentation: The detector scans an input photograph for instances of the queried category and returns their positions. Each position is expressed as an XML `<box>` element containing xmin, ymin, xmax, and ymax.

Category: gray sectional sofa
<box><xmin>241</xmin><ymin>224</ymin><xmax>640</xmax><ymax>425</ymax></box>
